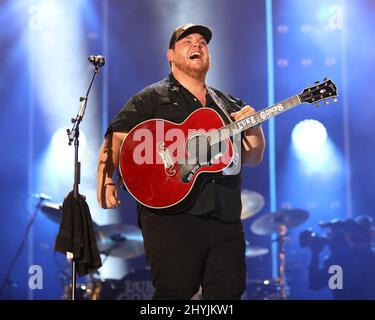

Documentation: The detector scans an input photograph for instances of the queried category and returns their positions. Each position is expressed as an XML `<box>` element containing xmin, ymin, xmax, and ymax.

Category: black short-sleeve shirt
<box><xmin>107</xmin><ymin>73</ymin><xmax>247</xmax><ymax>222</ymax></box>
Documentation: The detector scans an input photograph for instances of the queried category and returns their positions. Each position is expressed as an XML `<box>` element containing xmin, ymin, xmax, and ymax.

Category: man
<box><xmin>97</xmin><ymin>23</ymin><xmax>265</xmax><ymax>299</ymax></box>
<box><xmin>308</xmin><ymin>216</ymin><xmax>375</xmax><ymax>299</ymax></box>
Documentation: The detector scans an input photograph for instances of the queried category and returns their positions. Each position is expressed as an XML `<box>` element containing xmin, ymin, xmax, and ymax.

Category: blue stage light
<box><xmin>292</xmin><ymin>119</ymin><xmax>327</xmax><ymax>155</ymax></box>
<box><xmin>291</xmin><ymin>119</ymin><xmax>342</xmax><ymax>178</ymax></box>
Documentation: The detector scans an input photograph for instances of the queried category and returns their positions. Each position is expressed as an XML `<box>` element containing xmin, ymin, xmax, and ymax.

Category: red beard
<box><xmin>173</xmin><ymin>55</ymin><xmax>210</xmax><ymax>81</ymax></box>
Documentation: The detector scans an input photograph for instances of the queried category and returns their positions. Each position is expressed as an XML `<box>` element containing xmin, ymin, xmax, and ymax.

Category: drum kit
<box><xmin>240</xmin><ymin>190</ymin><xmax>309</xmax><ymax>300</ymax></box>
<box><xmin>41</xmin><ymin>202</ymin><xmax>150</xmax><ymax>300</ymax></box>
<box><xmin>41</xmin><ymin>202</ymin><xmax>146</xmax><ymax>260</ymax></box>
<box><xmin>42</xmin><ymin>190</ymin><xmax>309</xmax><ymax>300</ymax></box>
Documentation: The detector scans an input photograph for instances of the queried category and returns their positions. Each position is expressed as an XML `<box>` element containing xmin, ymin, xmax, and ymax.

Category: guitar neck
<box><xmin>209</xmin><ymin>95</ymin><xmax>302</xmax><ymax>144</ymax></box>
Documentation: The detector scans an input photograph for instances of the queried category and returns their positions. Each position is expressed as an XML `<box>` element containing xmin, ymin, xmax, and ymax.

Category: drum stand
<box><xmin>277</xmin><ymin>224</ymin><xmax>289</xmax><ymax>299</ymax></box>
<box><xmin>251</xmin><ymin>209</ymin><xmax>309</xmax><ymax>300</ymax></box>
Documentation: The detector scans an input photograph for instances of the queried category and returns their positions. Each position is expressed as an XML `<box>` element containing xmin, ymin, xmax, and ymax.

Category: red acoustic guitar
<box><xmin>119</xmin><ymin>79</ymin><xmax>338</xmax><ymax>211</ymax></box>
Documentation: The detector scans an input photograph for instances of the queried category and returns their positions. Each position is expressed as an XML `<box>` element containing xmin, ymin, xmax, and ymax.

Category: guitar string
<box><xmin>147</xmin><ymin>92</ymin><xmax>334</xmax><ymax>164</ymax></box>
<box><xmin>165</xmin><ymin>95</ymin><xmax>301</xmax><ymax>161</ymax></box>
<box><xmin>129</xmin><ymin>83</ymin><xmax>335</xmax><ymax>166</ymax></box>
<box><xmin>167</xmin><ymin>126</ymin><xmax>237</xmax><ymax>163</ymax></box>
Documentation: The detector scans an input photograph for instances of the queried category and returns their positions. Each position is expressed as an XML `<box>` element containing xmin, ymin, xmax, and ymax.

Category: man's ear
<box><xmin>167</xmin><ymin>49</ymin><xmax>173</xmax><ymax>64</ymax></box>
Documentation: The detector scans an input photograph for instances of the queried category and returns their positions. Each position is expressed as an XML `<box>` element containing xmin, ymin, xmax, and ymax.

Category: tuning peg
<box><xmin>314</xmin><ymin>103</ymin><xmax>320</xmax><ymax>108</ymax></box>
<box><xmin>333</xmin><ymin>98</ymin><xmax>338</xmax><ymax>103</ymax></box>
<box><xmin>323</xmin><ymin>77</ymin><xmax>328</xmax><ymax>81</ymax></box>
<box><xmin>314</xmin><ymin>81</ymin><xmax>320</xmax><ymax>84</ymax></box>
<box><xmin>324</xmin><ymin>101</ymin><xmax>329</xmax><ymax>106</ymax></box>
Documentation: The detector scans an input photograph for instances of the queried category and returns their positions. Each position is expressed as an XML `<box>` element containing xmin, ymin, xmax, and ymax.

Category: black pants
<box><xmin>139</xmin><ymin>211</ymin><xmax>246</xmax><ymax>300</ymax></box>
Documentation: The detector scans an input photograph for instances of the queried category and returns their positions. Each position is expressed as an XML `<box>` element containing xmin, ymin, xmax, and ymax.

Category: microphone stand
<box><xmin>0</xmin><ymin>197</ymin><xmax>45</xmax><ymax>299</ymax></box>
<box><xmin>66</xmin><ymin>61</ymin><xmax>102</xmax><ymax>300</ymax></box>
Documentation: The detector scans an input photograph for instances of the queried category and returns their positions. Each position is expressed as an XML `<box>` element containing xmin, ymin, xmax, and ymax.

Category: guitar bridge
<box><xmin>157</xmin><ymin>142</ymin><xmax>176</xmax><ymax>176</ymax></box>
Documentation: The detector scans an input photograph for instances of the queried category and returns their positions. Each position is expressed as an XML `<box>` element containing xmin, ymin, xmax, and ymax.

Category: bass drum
<box><xmin>100</xmin><ymin>268</ymin><xmax>155</xmax><ymax>300</ymax></box>
<box><xmin>62</xmin><ymin>281</ymin><xmax>102</xmax><ymax>300</ymax></box>
<box><xmin>245</xmin><ymin>279</ymin><xmax>281</xmax><ymax>300</ymax></box>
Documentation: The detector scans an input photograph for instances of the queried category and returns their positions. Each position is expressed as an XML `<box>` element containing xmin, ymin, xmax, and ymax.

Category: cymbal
<box><xmin>251</xmin><ymin>209</ymin><xmax>309</xmax><ymax>235</ymax></box>
<box><xmin>41</xmin><ymin>202</ymin><xmax>99</xmax><ymax>228</ymax></box>
<box><xmin>95</xmin><ymin>224</ymin><xmax>144</xmax><ymax>259</ymax></box>
<box><xmin>241</xmin><ymin>190</ymin><xmax>265</xmax><ymax>220</ymax></box>
<box><xmin>40</xmin><ymin>202</ymin><xmax>62</xmax><ymax>224</ymax></box>
<box><xmin>41</xmin><ymin>203</ymin><xmax>144</xmax><ymax>258</ymax></box>
<box><xmin>245</xmin><ymin>241</ymin><xmax>269</xmax><ymax>258</ymax></box>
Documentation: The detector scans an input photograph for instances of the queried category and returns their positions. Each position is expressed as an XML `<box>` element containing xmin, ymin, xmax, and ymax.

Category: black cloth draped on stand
<box><xmin>55</xmin><ymin>191</ymin><xmax>102</xmax><ymax>277</ymax></box>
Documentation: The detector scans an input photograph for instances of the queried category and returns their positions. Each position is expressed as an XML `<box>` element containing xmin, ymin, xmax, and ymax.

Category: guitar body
<box><xmin>119</xmin><ymin>108</ymin><xmax>234</xmax><ymax>211</ymax></box>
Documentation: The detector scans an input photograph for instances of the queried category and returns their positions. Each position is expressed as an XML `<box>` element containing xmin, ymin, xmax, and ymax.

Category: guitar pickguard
<box><xmin>178</xmin><ymin>138</ymin><xmax>227</xmax><ymax>183</ymax></box>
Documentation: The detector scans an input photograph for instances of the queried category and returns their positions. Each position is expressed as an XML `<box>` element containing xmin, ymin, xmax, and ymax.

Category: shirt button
<box><xmin>212</xmin><ymin>179</ymin><xmax>216</xmax><ymax>183</ymax></box>
<box><xmin>193</xmin><ymin>98</ymin><xmax>197</xmax><ymax>102</ymax></box>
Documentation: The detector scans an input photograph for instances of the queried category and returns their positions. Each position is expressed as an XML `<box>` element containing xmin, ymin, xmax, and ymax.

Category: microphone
<box><xmin>88</xmin><ymin>55</ymin><xmax>106</xmax><ymax>67</ymax></box>
<box><xmin>32</xmin><ymin>193</ymin><xmax>52</xmax><ymax>201</ymax></box>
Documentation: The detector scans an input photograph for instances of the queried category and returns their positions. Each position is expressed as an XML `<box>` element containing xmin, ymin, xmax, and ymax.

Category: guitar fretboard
<box><xmin>208</xmin><ymin>95</ymin><xmax>301</xmax><ymax>144</ymax></box>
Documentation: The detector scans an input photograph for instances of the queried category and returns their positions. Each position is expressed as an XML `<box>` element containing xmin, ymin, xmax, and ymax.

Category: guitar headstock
<box><xmin>299</xmin><ymin>78</ymin><xmax>338</xmax><ymax>106</ymax></box>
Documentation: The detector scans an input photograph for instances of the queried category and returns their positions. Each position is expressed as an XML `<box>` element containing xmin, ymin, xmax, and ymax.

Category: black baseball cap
<box><xmin>169</xmin><ymin>23</ymin><xmax>212</xmax><ymax>49</ymax></box>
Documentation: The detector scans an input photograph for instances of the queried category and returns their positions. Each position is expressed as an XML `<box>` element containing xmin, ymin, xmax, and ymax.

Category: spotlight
<box><xmin>291</xmin><ymin>120</ymin><xmax>341</xmax><ymax>177</ymax></box>
<box><xmin>49</xmin><ymin>127</ymin><xmax>87</xmax><ymax>169</ymax></box>
<box><xmin>292</xmin><ymin>119</ymin><xmax>327</xmax><ymax>154</ymax></box>
<box><xmin>300</xmin><ymin>24</ymin><xmax>312</xmax><ymax>33</ymax></box>
<box><xmin>277</xmin><ymin>24</ymin><xmax>289</xmax><ymax>34</ymax></box>
<box><xmin>325</xmin><ymin>58</ymin><xmax>337</xmax><ymax>67</ymax></box>
<box><xmin>277</xmin><ymin>59</ymin><xmax>289</xmax><ymax>68</ymax></box>
<box><xmin>300</xmin><ymin>58</ymin><xmax>313</xmax><ymax>67</ymax></box>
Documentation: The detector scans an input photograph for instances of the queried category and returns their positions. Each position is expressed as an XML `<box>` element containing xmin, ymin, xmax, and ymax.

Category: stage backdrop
<box><xmin>0</xmin><ymin>0</ymin><xmax>374</xmax><ymax>299</ymax></box>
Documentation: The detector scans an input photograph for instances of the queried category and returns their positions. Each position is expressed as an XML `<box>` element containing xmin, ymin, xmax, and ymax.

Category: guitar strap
<box><xmin>207</xmin><ymin>86</ymin><xmax>262</xmax><ymax>130</ymax></box>
<box><xmin>206</xmin><ymin>86</ymin><xmax>241</xmax><ymax>175</ymax></box>
<box><xmin>206</xmin><ymin>87</ymin><xmax>234</xmax><ymax>124</ymax></box>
